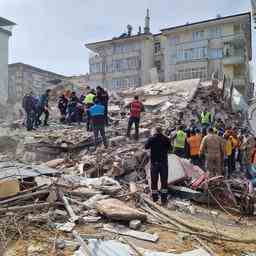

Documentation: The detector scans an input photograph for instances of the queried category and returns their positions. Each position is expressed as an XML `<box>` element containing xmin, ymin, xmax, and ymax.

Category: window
<box><xmin>112</xmin><ymin>76</ymin><xmax>140</xmax><ymax>90</ymax></box>
<box><xmin>169</xmin><ymin>36</ymin><xmax>178</xmax><ymax>45</ymax></box>
<box><xmin>234</xmin><ymin>24</ymin><xmax>241</xmax><ymax>34</ymax></box>
<box><xmin>208</xmin><ymin>26</ymin><xmax>222</xmax><ymax>38</ymax></box>
<box><xmin>176</xmin><ymin>47</ymin><xmax>207</xmax><ymax>62</ymax></box>
<box><xmin>192</xmin><ymin>31</ymin><xmax>204</xmax><ymax>41</ymax></box>
<box><xmin>154</xmin><ymin>42</ymin><xmax>161</xmax><ymax>54</ymax></box>
<box><xmin>89</xmin><ymin>63</ymin><xmax>102</xmax><ymax>74</ymax></box>
<box><xmin>155</xmin><ymin>61</ymin><xmax>161</xmax><ymax>72</ymax></box>
<box><xmin>113</xmin><ymin>42</ymin><xmax>140</xmax><ymax>54</ymax></box>
<box><xmin>209</xmin><ymin>48</ymin><xmax>223</xmax><ymax>59</ymax></box>
<box><xmin>177</xmin><ymin>67</ymin><xmax>207</xmax><ymax>81</ymax></box>
<box><xmin>112</xmin><ymin>57</ymin><xmax>139</xmax><ymax>73</ymax></box>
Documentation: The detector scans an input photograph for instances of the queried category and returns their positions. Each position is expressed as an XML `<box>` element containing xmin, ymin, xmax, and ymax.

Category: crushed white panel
<box><xmin>168</xmin><ymin>154</ymin><xmax>186</xmax><ymax>185</ymax></box>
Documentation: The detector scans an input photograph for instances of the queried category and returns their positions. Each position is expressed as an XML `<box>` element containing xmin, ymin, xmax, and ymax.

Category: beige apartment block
<box><xmin>0</xmin><ymin>17</ymin><xmax>15</xmax><ymax>104</ymax></box>
<box><xmin>85</xmin><ymin>11</ymin><xmax>252</xmax><ymax>96</ymax></box>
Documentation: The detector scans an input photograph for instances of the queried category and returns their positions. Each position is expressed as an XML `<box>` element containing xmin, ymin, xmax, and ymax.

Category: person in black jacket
<box><xmin>58</xmin><ymin>93</ymin><xmax>69</xmax><ymax>123</ymax></box>
<box><xmin>145</xmin><ymin>127</ymin><xmax>171</xmax><ymax>205</ymax></box>
<box><xmin>22</xmin><ymin>92</ymin><xmax>36</xmax><ymax>131</ymax></box>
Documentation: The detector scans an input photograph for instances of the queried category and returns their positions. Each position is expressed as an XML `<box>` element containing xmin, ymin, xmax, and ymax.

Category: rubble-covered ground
<box><xmin>0</xmin><ymin>79</ymin><xmax>255</xmax><ymax>256</ymax></box>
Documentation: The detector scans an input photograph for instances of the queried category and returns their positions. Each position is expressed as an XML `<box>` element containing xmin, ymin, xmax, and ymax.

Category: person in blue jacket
<box><xmin>89</xmin><ymin>98</ymin><xmax>108</xmax><ymax>149</ymax></box>
<box><xmin>35</xmin><ymin>89</ymin><xmax>51</xmax><ymax>127</ymax></box>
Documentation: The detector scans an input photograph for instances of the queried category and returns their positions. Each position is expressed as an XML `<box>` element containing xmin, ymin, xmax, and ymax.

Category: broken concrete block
<box><xmin>45</xmin><ymin>158</ymin><xmax>65</xmax><ymax>168</ymax></box>
<box><xmin>109</xmin><ymin>136</ymin><xmax>126</xmax><ymax>147</ymax></box>
<box><xmin>129</xmin><ymin>219</ymin><xmax>142</xmax><ymax>230</ymax></box>
<box><xmin>55</xmin><ymin>222</ymin><xmax>75</xmax><ymax>232</ymax></box>
<box><xmin>0</xmin><ymin>179</ymin><xmax>20</xmax><ymax>199</ymax></box>
<box><xmin>96</xmin><ymin>198</ymin><xmax>147</xmax><ymax>221</ymax></box>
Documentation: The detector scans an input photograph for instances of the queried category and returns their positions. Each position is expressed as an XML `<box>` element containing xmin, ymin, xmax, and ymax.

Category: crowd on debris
<box><xmin>1</xmin><ymin>79</ymin><xmax>255</xmax><ymax>255</ymax></box>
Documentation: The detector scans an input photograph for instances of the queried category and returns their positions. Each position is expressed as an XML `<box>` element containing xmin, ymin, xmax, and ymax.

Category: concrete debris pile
<box><xmin>0</xmin><ymin>80</ymin><xmax>256</xmax><ymax>255</ymax></box>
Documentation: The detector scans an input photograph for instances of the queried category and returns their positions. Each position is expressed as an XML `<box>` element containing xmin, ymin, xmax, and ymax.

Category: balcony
<box><xmin>233</xmin><ymin>77</ymin><xmax>246</xmax><ymax>87</ymax></box>
<box><xmin>223</xmin><ymin>49</ymin><xmax>245</xmax><ymax>65</ymax></box>
<box><xmin>223</xmin><ymin>34</ymin><xmax>245</xmax><ymax>47</ymax></box>
<box><xmin>223</xmin><ymin>55</ymin><xmax>245</xmax><ymax>65</ymax></box>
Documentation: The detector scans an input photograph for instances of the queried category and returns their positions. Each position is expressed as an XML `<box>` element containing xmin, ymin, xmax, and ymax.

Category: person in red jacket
<box><xmin>126</xmin><ymin>95</ymin><xmax>144</xmax><ymax>140</ymax></box>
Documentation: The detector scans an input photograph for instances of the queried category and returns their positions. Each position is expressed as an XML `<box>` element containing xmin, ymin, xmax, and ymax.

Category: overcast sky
<box><xmin>0</xmin><ymin>0</ymin><xmax>253</xmax><ymax>76</ymax></box>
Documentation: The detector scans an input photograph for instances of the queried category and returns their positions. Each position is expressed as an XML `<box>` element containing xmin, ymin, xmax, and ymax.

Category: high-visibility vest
<box><xmin>84</xmin><ymin>93</ymin><xmax>95</xmax><ymax>104</ymax></box>
<box><xmin>188</xmin><ymin>135</ymin><xmax>201</xmax><ymax>156</ymax></box>
<box><xmin>230</xmin><ymin>136</ymin><xmax>238</xmax><ymax>149</ymax></box>
<box><xmin>174</xmin><ymin>130</ymin><xmax>186</xmax><ymax>149</ymax></box>
<box><xmin>201</xmin><ymin>112</ymin><xmax>211</xmax><ymax>124</ymax></box>
<box><xmin>225</xmin><ymin>139</ymin><xmax>232</xmax><ymax>156</ymax></box>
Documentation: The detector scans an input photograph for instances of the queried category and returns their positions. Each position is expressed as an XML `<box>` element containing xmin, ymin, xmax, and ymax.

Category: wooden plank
<box><xmin>103</xmin><ymin>224</ymin><xmax>159</xmax><ymax>242</ymax></box>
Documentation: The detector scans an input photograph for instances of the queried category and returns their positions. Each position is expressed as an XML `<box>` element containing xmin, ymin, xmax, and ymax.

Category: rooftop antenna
<box><xmin>144</xmin><ymin>8</ymin><xmax>150</xmax><ymax>34</ymax></box>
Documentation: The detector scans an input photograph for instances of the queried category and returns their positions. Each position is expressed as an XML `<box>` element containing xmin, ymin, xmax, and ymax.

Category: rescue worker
<box><xmin>145</xmin><ymin>126</ymin><xmax>171</xmax><ymax>205</ymax></box>
<box><xmin>189</xmin><ymin>119</ymin><xmax>198</xmax><ymax>131</ymax></box>
<box><xmin>173</xmin><ymin>126</ymin><xmax>186</xmax><ymax>158</ymax></box>
<box><xmin>58</xmin><ymin>92</ymin><xmax>69</xmax><ymax>123</ymax></box>
<box><xmin>96</xmin><ymin>86</ymin><xmax>109</xmax><ymax>126</ymax></box>
<box><xmin>126</xmin><ymin>95</ymin><xmax>144</xmax><ymax>140</ymax></box>
<box><xmin>36</xmin><ymin>89</ymin><xmax>51</xmax><ymax>127</ymax></box>
<box><xmin>240</xmin><ymin>134</ymin><xmax>255</xmax><ymax>178</ymax></box>
<box><xmin>200</xmin><ymin>108</ymin><xmax>211</xmax><ymax>130</ymax></box>
<box><xmin>66</xmin><ymin>91</ymin><xmax>79</xmax><ymax>124</ymax></box>
<box><xmin>187</xmin><ymin>129</ymin><xmax>202</xmax><ymax>167</ymax></box>
<box><xmin>224</xmin><ymin>132</ymin><xmax>233</xmax><ymax>178</ymax></box>
<box><xmin>200</xmin><ymin>127</ymin><xmax>224</xmax><ymax>177</ymax></box>
<box><xmin>84</xmin><ymin>90</ymin><xmax>96</xmax><ymax>131</ymax></box>
<box><xmin>88</xmin><ymin>98</ymin><xmax>108</xmax><ymax>150</ymax></box>
<box><xmin>230</xmin><ymin>128</ymin><xmax>239</xmax><ymax>172</ymax></box>
<box><xmin>22</xmin><ymin>91</ymin><xmax>36</xmax><ymax>131</ymax></box>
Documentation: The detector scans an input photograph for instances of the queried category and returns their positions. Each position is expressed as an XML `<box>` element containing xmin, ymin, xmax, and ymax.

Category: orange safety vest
<box><xmin>188</xmin><ymin>135</ymin><xmax>201</xmax><ymax>156</ymax></box>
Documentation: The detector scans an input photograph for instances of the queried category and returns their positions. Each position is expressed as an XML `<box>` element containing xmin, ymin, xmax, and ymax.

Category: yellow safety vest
<box><xmin>174</xmin><ymin>130</ymin><xmax>186</xmax><ymax>149</ymax></box>
<box><xmin>84</xmin><ymin>93</ymin><xmax>95</xmax><ymax>104</ymax></box>
<box><xmin>201</xmin><ymin>112</ymin><xmax>211</xmax><ymax>124</ymax></box>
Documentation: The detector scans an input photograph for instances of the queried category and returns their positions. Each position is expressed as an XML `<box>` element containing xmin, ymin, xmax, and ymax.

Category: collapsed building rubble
<box><xmin>0</xmin><ymin>79</ymin><xmax>256</xmax><ymax>255</ymax></box>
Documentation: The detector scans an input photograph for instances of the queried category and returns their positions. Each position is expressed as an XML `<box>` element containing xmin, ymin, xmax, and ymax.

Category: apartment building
<box><xmin>86</xmin><ymin>10</ymin><xmax>154</xmax><ymax>90</ymax></box>
<box><xmin>86</xmin><ymin>11</ymin><xmax>252</xmax><ymax>96</ymax></box>
<box><xmin>0</xmin><ymin>16</ymin><xmax>15</xmax><ymax>104</ymax></box>
<box><xmin>162</xmin><ymin>12</ymin><xmax>252</xmax><ymax>95</ymax></box>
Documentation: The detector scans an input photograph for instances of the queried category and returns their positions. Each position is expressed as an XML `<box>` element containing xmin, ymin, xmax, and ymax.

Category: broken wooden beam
<box><xmin>62</xmin><ymin>196</ymin><xmax>79</xmax><ymax>223</ymax></box>
<box><xmin>0</xmin><ymin>189</ymin><xmax>49</xmax><ymax>206</ymax></box>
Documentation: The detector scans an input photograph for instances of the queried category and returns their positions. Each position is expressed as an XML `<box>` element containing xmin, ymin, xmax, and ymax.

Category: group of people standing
<box><xmin>22</xmin><ymin>89</ymin><xmax>51</xmax><ymax>131</ymax></box>
<box><xmin>58</xmin><ymin>86</ymin><xmax>109</xmax><ymax>127</ymax></box>
<box><xmin>145</xmin><ymin>109</ymin><xmax>256</xmax><ymax>205</ymax></box>
<box><xmin>171</xmin><ymin>112</ymin><xmax>255</xmax><ymax>179</ymax></box>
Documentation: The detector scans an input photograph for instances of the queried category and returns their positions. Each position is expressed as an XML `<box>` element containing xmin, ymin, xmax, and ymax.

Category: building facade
<box><xmin>8</xmin><ymin>63</ymin><xmax>66</xmax><ymax>102</ymax></box>
<box><xmin>0</xmin><ymin>17</ymin><xmax>15</xmax><ymax>104</ymax></box>
<box><xmin>86</xmin><ymin>12</ymin><xmax>252</xmax><ymax>96</ymax></box>
<box><xmin>162</xmin><ymin>13</ymin><xmax>252</xmax><ymax>96</ymax></box>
